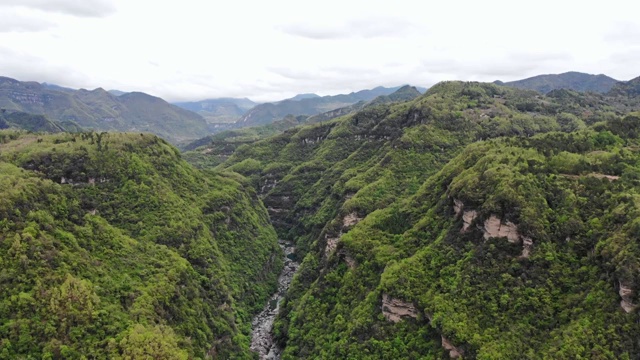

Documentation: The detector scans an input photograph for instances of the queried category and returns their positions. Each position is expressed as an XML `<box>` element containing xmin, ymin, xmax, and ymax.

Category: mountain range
<box><xmin>173</xmin><ymin>98</ymin><xmax>258</xmax><ymax>123</ymax></box>
<box><xmin>236</xmin><ymin>85</ymin><xmax>424</xmax><ymax>127</ymax></box>
<box><xmin>496</xmin><ymin>71</ymin><xmax>620</xmax><ymax>94</ymax></box>
<box><xmin>3</xmin><ymin>73</ymin><xmax>640</xmax><ymax>358</ymax></box>
<box><xmin>0</xmin><ymin>76</ymin><xmax>209</xmax><ymax>143</ymax></box>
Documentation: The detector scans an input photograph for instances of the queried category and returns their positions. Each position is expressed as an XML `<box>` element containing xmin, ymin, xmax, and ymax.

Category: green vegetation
<box><xmin>0</xmin><ymin>76</ymin><xmax>209</xmax><ymax>143</ymax></box>
<box><xmin>237</xmin><ymin>86</ymin><xmax>409</xmax><ymax>127</ymax></box>
<box><xmin>182</xmin><ymin>86</ymin><xmax>423</xmax><ymax>170</ymax></box>
<box><xmin>0</xmin><ymin>131</ymin><xmax>280</xmax><ymax>358</ymax></box>
<box><xmin>5</xmin><ymin>77</ymin><xmax>640</xmax><ymax>359</ymax></box>
<box><xmin>0</xmin><ymin>109</ymin><xmax>81</xmax><ymax>133</ymax></box>
<box><xmin>210</xmin><ymin>82</ymin><xmax>640</xmax><ymax>358</ymax></box>
<box><xmin>498</xmin><ymin>71</ymin><xmax>620</xmax><ymax>94</ymax></box>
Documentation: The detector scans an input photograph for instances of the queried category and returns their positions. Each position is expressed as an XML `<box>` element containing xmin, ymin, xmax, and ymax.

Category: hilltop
<box><xmin>236</xmin><ymin>86</ymin><xmax>417</xmax><ymax>128</ymax></box>
<box><xmin>0</xmin><ymin>130</ymin><xmax>280</xmax><ymax>358</ymax></box>
<box><xmin>0</xmin><ymin>76</ymin><xmax>209</xmax><ymax>143</ymax></box>
<box><xmin>207</xmin><ymin>80</ymin><xmax>640</xmax><ymax>359</ymax></box>
<box><xmin>497</xmin><ymin>71</ymin><xmax>620</xmax><ymax>94</ymax></box>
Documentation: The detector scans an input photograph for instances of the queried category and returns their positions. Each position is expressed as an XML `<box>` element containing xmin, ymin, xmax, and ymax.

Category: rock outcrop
<box><xmin>483</xmin><ymin>215</ymin><xmax>519</xmax><ymax>243</ymax></box>
<box><xmin>453</xmin><ymin>199</ymin><xmax>464</xmax><ymax>216</ymax></box>
<box><xmin>441</xmin><ymin>336</ymin><xmax>464</xmax><ymax>359</ymax></box>
<box><xmin>454</xmin><ymin>199</ymin><xmax>534</xmax><ymax>258</ymax></box>
<box><xmin>325</xmin><ymin>235</ymin><xmax>340</xmax><ymax>254</ymax></box>
<box><xmin>461</xmin><ymin>210</ymin><xmax>477</xmax><ymax>232</ymax></box>
<box><xmin>324</xmin><ymin>213</ymin><xmax>363</xmax><ymax>257</ymax></box>
<box><xmin>453</xmin><ymin>199</ymin><xmax>477</xmax><ymax>232</ymax></box>
<box><xmin>381</xmin><ymin>293</ymin><xmax>419</xmax><ymax>323</ymax></box>
<box><xmin>342</xmin><ymin>212</ymin><xmax>362</xmax><ymax>228</ymax></box>
<box><xmin>619</xmin><ymin>281</ymin><xmax>637</xmax><ymax>313</ymax></box>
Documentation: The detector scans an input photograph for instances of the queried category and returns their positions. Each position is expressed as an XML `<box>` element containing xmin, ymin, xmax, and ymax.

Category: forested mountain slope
<box><xmin>181</xmin><ymin>86</ymin><xmax>423</xmax><ymax>169</ymax></box>
<box><xmin>215</xmin><ymin>81</ymin><xmax>640</xmax><ymax>359</ymax></box>
<box><xmin>236</xmin><ymin>86</ymin><xmax>407</xmax><ymax>127</ymax></box>
<box><xmin>0</xmin><ymin>76</ymin><xmax>209</xmax><ymax>143</ymax></box>
<box><xmin>497</xmin><ymin>71</ymin><xmax>620</xmax><ymax>94</ymax></box>
<box><xmin>0</xmin><ymin>131</ymin><xmax>280</xmax><ymax>359</ymax></box>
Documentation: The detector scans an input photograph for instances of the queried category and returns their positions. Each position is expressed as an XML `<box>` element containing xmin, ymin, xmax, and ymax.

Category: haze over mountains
<box><xmin>496</xmin><ymin>71</ymin><xmax>620</xmax><ymax>94</ymax></box>
<box><xmin>2</xmin><ymin>72</ymin><xmax>639</xmax><ymax>145</ymax></box>
<box><xmin>0</xmin><ymin>76</ymin><xmax>208</xmax><ymax>143</ymax></box>
<box><xmin>3</xmin><ymin>69</ymin><xmax>640</xmax><ymax>358</ymax></box>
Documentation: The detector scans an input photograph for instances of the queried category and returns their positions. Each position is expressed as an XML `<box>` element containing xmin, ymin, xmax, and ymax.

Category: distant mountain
<box><xmin>237</xmin><ymin>86</ymin><xmax>407</xmax><ymax>127</ymax></box>
<box><xmin>108</xmin><ymin>89</ymin><xmax>128</xmax><ymax>96</ymax></box>
<box><xmin>0</xmin><ymin>109</ymin><xmax>63</xmax><ymax>133</ymax></box>
<box><xmin>365</xmin><ymin>85</ymin><xmax>422</xmax><ymax>106</ymax></box>
<box><xmin>306</xmin><ymin>85</ymin><xmax>422</xmax><ymax>124</ymax></box>
<box><xmin>173</xmin><ymin>98</ymin><xmax>257</xmax><ymax>123</ymax></box>
<box><xmin>42</xmin><ymin>82</ymin><xmax>75</xmax><ymax>93</ymax></box>
<box><xmin>285</xmin><ymin>93</ymin><xmax>321</xmax><ymax>101</ymax></box>
<box><xmin>0</xmin><ymin>76</ymin><xmax>208</xmax><ymax>143</ymax></box>
<box><xmin>608</xmin><ymin>76</ymin><xmax>640</xmax><ymax>97</ymax></box>
<box><xmin>497</xmin><ymin>71</ymin><xmax>620</xmax><ymax>94</ymax></box>
<box><xmin>181</xmin><ymin>85</ymin><xmax>424</xmax><ymax>168</ymax></box>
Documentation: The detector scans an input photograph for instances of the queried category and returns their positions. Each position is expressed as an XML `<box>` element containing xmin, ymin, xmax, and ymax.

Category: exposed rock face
<box><xmin>342</xmin><ymin>212</ymin><xmax>362</xmax><ymax>228</ymax></box>
<box><xmin>462</xmin><ymin>210</ymin><xmax>477</xmax><ymax>232</ymax></box>
<box><xmin>619</xmin><ymin>281</ymin><xmax>637</xmax><ymax>313</ymax></box>
<box><xmin>324</xmin><ymin>213</ymin><xmax>362</xmax><ymax>257</ymax></box>
<box><xmin>343</xmin><ymin>254</ymin><xmax>356</xmax><ymax>269</ymax></box>
<box><xmin>381</xmin><ymin>293</ymin><xmax>418</xmax><ymax>323</ymax></box>
<box><xmin>483</xmin><ymin>215</ymin><xmax>519</xmax><ymax>243</ymax></box>
<box><xmin>453</xmin><ymin>199</ymin><xmax>464</xmax><ymax>216</ymax></box>
<box><xmin>521</xmin><ymin>237</ymin><xmax>533</xmax><ymax>258</ymax></box>
<box><xmin>260</xmin><ymin>178</ymin><xmax>279</xmax><ymax>194</ymax></box>
<box><xmin>441</xmin><ymin>336</ymin><xmax>464</xmax><ymax>359</ymax></box>
<box><xmin>325</xmin><ymin>235</ymin><xmax>340</xmax><ymax>255</ymax></box>
<box><xmin>453</xmin><ymin>199</ymin><xmax>477</xmax><ymax>232</ymax></box>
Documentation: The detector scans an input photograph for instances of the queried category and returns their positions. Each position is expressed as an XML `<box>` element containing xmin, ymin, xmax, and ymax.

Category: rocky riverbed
<box><xmin>250</xmin><ymin>240</ymin><xmax>299</xmax><ymax>359</ymax></box>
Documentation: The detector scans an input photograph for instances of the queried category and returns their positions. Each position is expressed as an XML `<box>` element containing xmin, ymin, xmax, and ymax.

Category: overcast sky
<box><xmin>0</xmin><ymin>0</ymin><xmax>638</xmax><ymax>102</ymax></box>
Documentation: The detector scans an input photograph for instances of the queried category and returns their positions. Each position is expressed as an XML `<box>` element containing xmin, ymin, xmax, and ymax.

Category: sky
<box><xmin>0</xmin><ymin>0</ymin><xmax>638</xmax><ymax>102</ymax></box>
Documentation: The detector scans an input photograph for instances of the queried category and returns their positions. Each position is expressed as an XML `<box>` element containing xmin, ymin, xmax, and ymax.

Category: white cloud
<box><xmin>0</xmin><ymin>11</ymin><xmax>56</xmax><ymax>32</ymax></box>
<box><xmin>0</xmin><ymin>0</ymin><xmax>117</xmax><ymax>18</ymax></box>
<box><xmin>278</xmin><ymin>16</ymin><xmax>425</xmax><ymax>40</ymax></box>
<box><xmin>0</xmin><ymin>0</ymin><xmax>638</xmax><ymax>102</ymax></box>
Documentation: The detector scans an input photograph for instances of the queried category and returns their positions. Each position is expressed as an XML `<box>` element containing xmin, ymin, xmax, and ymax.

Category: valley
<box><xmin>2</xmin><ymin>74</ymin><xmax>640</xmax><ymax>359</ymax></box>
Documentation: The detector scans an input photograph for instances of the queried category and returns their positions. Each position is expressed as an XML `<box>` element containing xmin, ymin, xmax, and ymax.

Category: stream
<box><xmin>250</xmin><ymin>240</ymin><xmax>299</xmax><ymax>359</ymax></box>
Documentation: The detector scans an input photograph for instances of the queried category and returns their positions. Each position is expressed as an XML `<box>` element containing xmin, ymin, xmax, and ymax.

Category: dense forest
<box><xmin>3</xmin><ymin>77</ymin><xmax>640</xmax><ymax>359</ymax></box>
<box><xmin>213</xmin><ymin>80</ymin><xmax>640</xmax><ymax>358</ymax></box>
<box><xmin>0</xmin><ymin>131</ymin><xmax>280</xmax><ymax>358</ymax></box>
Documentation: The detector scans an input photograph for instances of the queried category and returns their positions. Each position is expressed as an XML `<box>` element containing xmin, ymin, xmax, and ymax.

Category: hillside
<box><xmin>182</xmin><ymin>86</ymin><xmax>423</xmax><ymax>169</ymax></box>
<box><xmin>0</xmin><ymin>109</ymin><xmax>85</xmax><ymax>133</ymax></box>
<box><xmin>609</xmin><ymin>76</ymin><xmax>640</xmax><ymax>97</ymax></box>
<box><xmin>236</xmin><ymin>86</ymin><xmax>408</xmax><ymax>127</ymax></box>
<box><xmin>174</xmin><ymin>98</ymin><xmax>258</xmax><ymax>123</ymax></box>
<box><xmin>0</xmin><ymin>76</ymin><xmax>209</xmax><ymax>143</ymax></box>
<box><xmin>212</xmin><ymin>81</ymin><xmax>640</xmax><ymax>358</ymax></box>
<box><xmin>0</xmin><ymin>131</ymin><xmax>281</xmax><ymax>358</ymax></box>
<box><xmin>497</xmin><ymin>71</ymin><xmax>620</xmax><ymax>94</ymax></box>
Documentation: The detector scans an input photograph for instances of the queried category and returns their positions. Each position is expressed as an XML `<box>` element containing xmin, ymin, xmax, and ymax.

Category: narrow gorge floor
<box><xmin>250</xmin><ymin>240</ymin><xmax>299</xmax><ymax>359</ymax></box>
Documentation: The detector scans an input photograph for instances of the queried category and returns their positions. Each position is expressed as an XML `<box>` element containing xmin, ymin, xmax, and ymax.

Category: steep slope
<box><xmin>218</xmin><ymin>82</ymin><xmax>640</xmax><ymax>359</ymax></box>
<box><xmin>174</xmin><ymin>98</ymin><xmax>258</xmax><ymax>123</ymax></box>
<box><xmin>0</xmin><ymin>131</ymin><xmax>281</xmax><ymax>358</ymax></box>
<box><xmin>0</xmin><ymin>76</ymin><xmax>209</xmax><ymax>143</ymax></box>
<box><xmin>182</xmin><ymin>86</ymin><xmax>423</xmax><ymax>169</ymax></box>
<box><xmin>236</xmin><ymin>86</ymin><xmax>405</xmax><ymax>127</ymax></box>
<box><xmin>0</xmin><ymin>109</ymin><xmax>65</xmax><ymax>132</ymax></box>
<box><xmin>497</xmin><ymin>71</ymin><xmax>619</xmax><ymax>94</ymax></box>
<box><xmin>609</xmin><ymin>76</ymin><xmax>640</xmax><ymax>97</ymax></box>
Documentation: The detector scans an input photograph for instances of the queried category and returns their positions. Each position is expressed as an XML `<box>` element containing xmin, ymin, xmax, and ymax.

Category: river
<box><xmin>250</xmin><ymin>240</ymin><xmax>299</xmax><ymax>359</ymax></box>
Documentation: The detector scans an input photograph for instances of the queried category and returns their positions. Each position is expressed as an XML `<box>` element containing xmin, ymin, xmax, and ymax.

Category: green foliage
<box><xmin>215</xmin><ymin>82</ymin><xmax>640</xmax><ymax>359</ymax></box>
<box><xmin>0</xmin><ymin>130</ymin><xmax>280</xmax><ymax>358</ymax></box>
